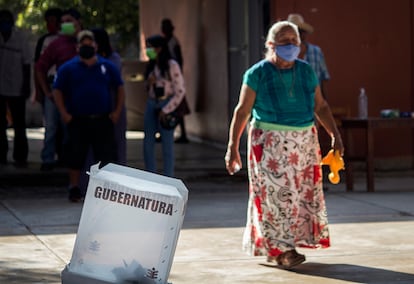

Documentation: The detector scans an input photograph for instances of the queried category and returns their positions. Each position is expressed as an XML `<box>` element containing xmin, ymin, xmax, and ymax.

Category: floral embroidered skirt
<box><xmin>242</xmin><ymin>124</ymin><xmax>330</xmax><ymax>257</ymax></box>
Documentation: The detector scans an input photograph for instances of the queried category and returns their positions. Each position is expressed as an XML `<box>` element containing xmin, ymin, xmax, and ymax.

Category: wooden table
<box><xmin>341</xmin><ymin>117</ymin><xmax>414</xmax><ymax>192</ymax></box>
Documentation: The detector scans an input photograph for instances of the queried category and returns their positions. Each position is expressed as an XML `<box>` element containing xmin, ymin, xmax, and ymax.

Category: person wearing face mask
<box><xmin>143</xmin><ymin>34</ymin><xmax>186</xmax><ymax>177</ymax></box>
<box><xmin>33</xmin><ymin>7</ymin><xmax>63</xmax><ymax>171</ymax></box>
<box><xmin>287</xmin><ymin>14</ymin><xmax>330</xmax><ymax>99</ymax></box>
<box><xmin>225</xmin><ymin>21</ymin><xmax>344</xmax><ymax>269</ymax></box>
<box><xmin>35</xmin><ymin>8</ymin><xmax>82</xmax><ymax>172</ymax></box>
<box><xmin>77</xmin><ymin>28</ymin><xmax>127</xmax><ymax>196</ymax></box>
<box><xmin>34</xmin><ymin>8</ymin><xmax>62</xmax><ymax>66</ymax></box>
<box><xmin>34</xmin><ymin>8</ymin><xmax>62</xmax><ymax>103</ymax></box>
<box><xmin>287</xmin><ymin>14</ymin><xmax>333</xmax><ymax>191</ymax></box>
<box><xmin>53</xmin><ymin>30</ymin><xmax>125</xmax><ymax>202</ymax></box>
<box><xmin>161</xmin><ymin>18</ymin><xmax>190</xmax><ymax>144</ymax></box>
<box><xmin>0</xmin><ymin>9</ymin><xmax>31</xmax><ymax>167</ymax></box>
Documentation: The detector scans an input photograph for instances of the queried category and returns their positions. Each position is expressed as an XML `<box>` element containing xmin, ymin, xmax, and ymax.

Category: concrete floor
<box><xmin>1</xmin><ymin>129</ymin><xmax>414</xmax><ymax>283</ymax></box>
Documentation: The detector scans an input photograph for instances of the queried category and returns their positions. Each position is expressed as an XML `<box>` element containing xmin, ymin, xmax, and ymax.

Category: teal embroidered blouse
<box><xmin>243</xmin><ymin>59</ymin><xmax>318</xmax><ymax>127</ymax></box>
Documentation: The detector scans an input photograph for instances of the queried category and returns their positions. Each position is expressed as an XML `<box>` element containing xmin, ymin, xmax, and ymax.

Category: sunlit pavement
<box><xmin>1</xmin><ymin>128</ymin><xmax>414</xmax><ymax>283</ymax></box>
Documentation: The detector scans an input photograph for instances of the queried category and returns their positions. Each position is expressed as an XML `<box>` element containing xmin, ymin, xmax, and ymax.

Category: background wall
<box><xmin>136</xmin><ymin>0</ymin><xmax>414</xmax><ymax>168</ymax></box>
<box><xmin>139</xmin><ymin>0</ymin><xmax>229</xmax><ymax>143</ymax></box>
<box><xmin>272</xmin><ymin>0</ymin><xmax>414</xmax><ymax>167</ymax></box>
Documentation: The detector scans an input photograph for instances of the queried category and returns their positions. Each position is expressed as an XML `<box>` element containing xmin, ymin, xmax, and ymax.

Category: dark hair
<box><xmin>146</xmin><ymin>34</ymin><xmax>166</xmax><ymax>48</ymax></box>
<box><xmin>92</xmin><ymin>28</ymin><xmax>113</xmax><ymax>58</ymax></box>
<box><xmin>144</xmin><ymin>60</ymin><xmax>156</xmax><ymax>80</ymax></box>
<box><xmin>62</xmin><ymin>8</ymin><xmax>81</xmax><ymax>20</ymax></box>
<box><xmin>146</xmin><ymin>34</ymin><xmax>172</xmax><ymax>77</ymax></box>
<box><xmin>0</xmin><ymin>9</ymin><xmax>14</xmax><ymax>23</ymax></box>
<box><xmin>44</xmin><ymin>8</ymin><xmax>62</xmax><ymax>20</ymax></box>
<box><xmin>161</xmin><ymin>18</ymin><xmax>174</xmax><ymax>36</ymax></box>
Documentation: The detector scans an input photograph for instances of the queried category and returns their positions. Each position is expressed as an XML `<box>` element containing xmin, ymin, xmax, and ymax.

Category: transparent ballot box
<box><xmin>61</xmin><ymin>163</ymin><xmax>188</xmax><ymax>284</ymax></box>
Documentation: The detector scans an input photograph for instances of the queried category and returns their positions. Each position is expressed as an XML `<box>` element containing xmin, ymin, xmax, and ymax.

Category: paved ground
<box><xmin>1</xmin><ymin>128</ymin><xmax>414</xmax><ymax>283</ymax></box>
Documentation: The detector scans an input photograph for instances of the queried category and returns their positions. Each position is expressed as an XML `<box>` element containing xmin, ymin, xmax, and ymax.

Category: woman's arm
<box><xmin>161</xmin><ymin>60</ymin><xmax>185</xmax><ymax>114</ymax></box>
<box><xmin>225</xmin><ymin>84</ymin><xmax>256</xmax><ymax>175</ymax></box>
<box><xmin>314</xmin><ymin>86</ymin><xmax>344</xmax><ymax>155</ymax></box>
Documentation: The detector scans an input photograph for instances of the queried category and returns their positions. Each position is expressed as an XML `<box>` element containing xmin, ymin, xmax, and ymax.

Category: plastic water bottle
<box><xmin>358</xmin><ymin>88</ymin><xmax>368</xmax><ymax>119</ymax></box>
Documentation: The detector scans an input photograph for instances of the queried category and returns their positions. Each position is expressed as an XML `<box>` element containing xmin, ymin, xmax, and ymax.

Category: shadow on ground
<box><xmin>0</xmin><ymin>267</ymin><xmax>61</xmax><ymax>283</ymax></box>
<box><xmin>263</xmin><ymin>262</ymin><xmax>414</xmax><ymax>283</ymax></box>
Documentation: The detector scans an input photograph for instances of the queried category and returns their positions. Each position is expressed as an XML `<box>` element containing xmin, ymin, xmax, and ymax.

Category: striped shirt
<box><xmin>303</xmin><ymin>43</ymin><xmax>330</xmax><ymax>83</ymax></box>
<box><xmin>0</xmin><ymin>28</ymin><xmax>31</xmax><ymax>97</ymax></box>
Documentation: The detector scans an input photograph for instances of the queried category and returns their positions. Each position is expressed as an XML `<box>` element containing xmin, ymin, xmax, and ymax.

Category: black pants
<box><xmin>64</xmin><ymin>115</ymin><xmax>116</xmax><ymax>170</ymax></box>
<box><xmin>0</xmin><ymin>96</ymin><xmax>28</xmax><ymax>163</ymax></box>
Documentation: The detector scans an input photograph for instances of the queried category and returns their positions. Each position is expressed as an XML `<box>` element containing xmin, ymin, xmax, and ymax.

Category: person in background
<box><xmin>161</xmin><ymin>19</ymin><xmax>183</xmax><ymax>69</ymax></box>
<box><xmin>288</xmin><ymin>13</ymin><xmax>332</xmax><ymax>190</ymax></box>
<box><xmin>53</xmin><ymin>30</ymin><xmax>125</xmax><ymax>202</ymax></box>
<box><xmin>34</xmin><ymin>8</ymin><xmax>62</xmax><ymax>65</ymax></box>
<box><xmin>225</xmin><ymin>21</ymin><xmax>344</xmax><ymax>269</ymax></box>
<box><xmin>92</xmin><ymin>27</ymin><xmax>126</xmax><ymax>165</ymax></box>
<box><xmin>161</xmin><ymin>18</ymin><xmax>190</xmax><ymax>143</ymax></box>
<box><xmin>35</xmin><ymin>8</ymin><xmax>82</xmax><ymax>171</ymax></box>
<box><xmin>77</xmin><ymin>27</ymin><xmax>127</xmax><ymax>195</ymax></box>
<box><xmin>287</xmin><ymin>13</ymin><xmax>330</xmax><ymax>98</ymax></box>
<box><xmin>33</xmin><ymin>7</ymin><xmax>62</xmax><ymax>171</ymax></box>
<box><xmin>0</xmin><ymin>9</ymin><xmax>31</xmax><ymax>167</ymax></box>
<box><xmin>144</xmin><ymin>34</ymin><xmax>186</xmax><ymax>177</ymax></box>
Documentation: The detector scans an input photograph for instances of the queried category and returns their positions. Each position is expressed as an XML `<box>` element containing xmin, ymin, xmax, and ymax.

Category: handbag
<box><xmin>175</xmin><ymin>97</ymin><xmax>191</xmax><ymax>117</ymax></box>
<box><xmin>159</xmin><ymin>112</ymin><xmax>179</xmax><ymax>130</ymax></box>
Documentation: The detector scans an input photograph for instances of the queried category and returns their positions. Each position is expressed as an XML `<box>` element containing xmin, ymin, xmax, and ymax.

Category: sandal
<box><xmin>266</xmin><ymin>256</ymin><xmax>278</xmax><ymax>263</ymax></box>
<box><xmin>275</xmin><ymin>250</ymin><xmax>306</xmax><ymax>269</ymax></box>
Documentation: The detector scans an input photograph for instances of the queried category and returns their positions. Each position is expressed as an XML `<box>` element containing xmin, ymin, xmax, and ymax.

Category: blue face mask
<box><xmin>275</xmin><ymin>44</ymin><xmax>300</xmax><ymax>62</ymax></box>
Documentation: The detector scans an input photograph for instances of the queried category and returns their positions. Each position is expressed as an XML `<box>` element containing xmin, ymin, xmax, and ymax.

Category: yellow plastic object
<box><xmin>321</xmin><ymin>149</ymin><xmax>345</xmax><ymax>184</ymax></box>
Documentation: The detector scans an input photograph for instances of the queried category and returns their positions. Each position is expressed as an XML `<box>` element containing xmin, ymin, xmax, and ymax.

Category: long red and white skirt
<box><xmin>243</xmin><ymin>124</ymin><xmax>330</xmax><ymax>257</ymax></box>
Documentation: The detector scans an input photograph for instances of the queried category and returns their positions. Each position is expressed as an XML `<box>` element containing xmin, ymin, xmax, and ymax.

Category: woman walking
<box><xmin>225</xmin><ymin>21</ymin><xmax>344</xmax><ymax>268</ymax></box>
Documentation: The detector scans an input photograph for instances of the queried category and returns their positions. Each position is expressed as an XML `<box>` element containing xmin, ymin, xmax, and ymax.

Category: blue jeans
<box><xmin>143</xmin><ymin>98</ymin><xmax>174</xmax><ymax>177</ymax></box>
<box><xmin>41</xmin><ymin>96</ymin><xmax>62</xmax><ymax>164</ymax></box>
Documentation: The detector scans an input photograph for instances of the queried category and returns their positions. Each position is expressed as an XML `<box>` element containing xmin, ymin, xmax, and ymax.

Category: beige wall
<box><xmin>273</xmin><ymin>0</ymin><xmax>414</xmax><ymax>163</ymax></box>
<box><xmin>139</xmin><ymin>0</ymin><xmax>229</xmax><ymax>142</ymax></box>
<box><xmin>137</xmin><ymin>0</ymin><xmax>413</xmax><ymax>165</ymax></box>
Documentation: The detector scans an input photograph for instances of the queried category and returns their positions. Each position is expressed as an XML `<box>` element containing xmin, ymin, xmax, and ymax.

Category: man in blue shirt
<box><xmin>287</xmin><ymin>13</ymin><xmax>330</xmax><ymax>99</ymax></box>
<box><xmin>53</xmin><ymin>30</ymin><xmax>125</xmax><ymax>202</ymax></box>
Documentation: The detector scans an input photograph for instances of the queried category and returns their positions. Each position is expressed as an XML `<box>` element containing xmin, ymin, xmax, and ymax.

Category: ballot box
<box><xmin>61</xmin><ymin>163</ymin><xmax>188</xmax><ymax>284</ymax></box>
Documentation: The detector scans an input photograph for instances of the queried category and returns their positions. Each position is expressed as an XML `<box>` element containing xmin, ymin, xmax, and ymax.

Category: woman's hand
<box><xmin>331</xmin><ymin>134</ymin><xmax>345</xmax><ymax>157</ymax></box>
<box><xmin>158</xmin><ymin>110</ymin><xmax>167</xmax><ymax>121</ymax></box>
<box><xmin>109</xmin><ymin>111</ymin><xmax>120</xmax><ymax>124</ymax></box>
<box><xmin>61</xmin><ymin>112</ymin><xmax>72</xmax><ymax>124</ymax></box>
<box><xmin>225</xmin><ymin>146</ymin><xmax>242</xmax><ymax>175</ymax></box>
<box><xmin>148</xmin><ymin>74</ymin><xmax>156</xmax><ymax>86</ymax></box>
